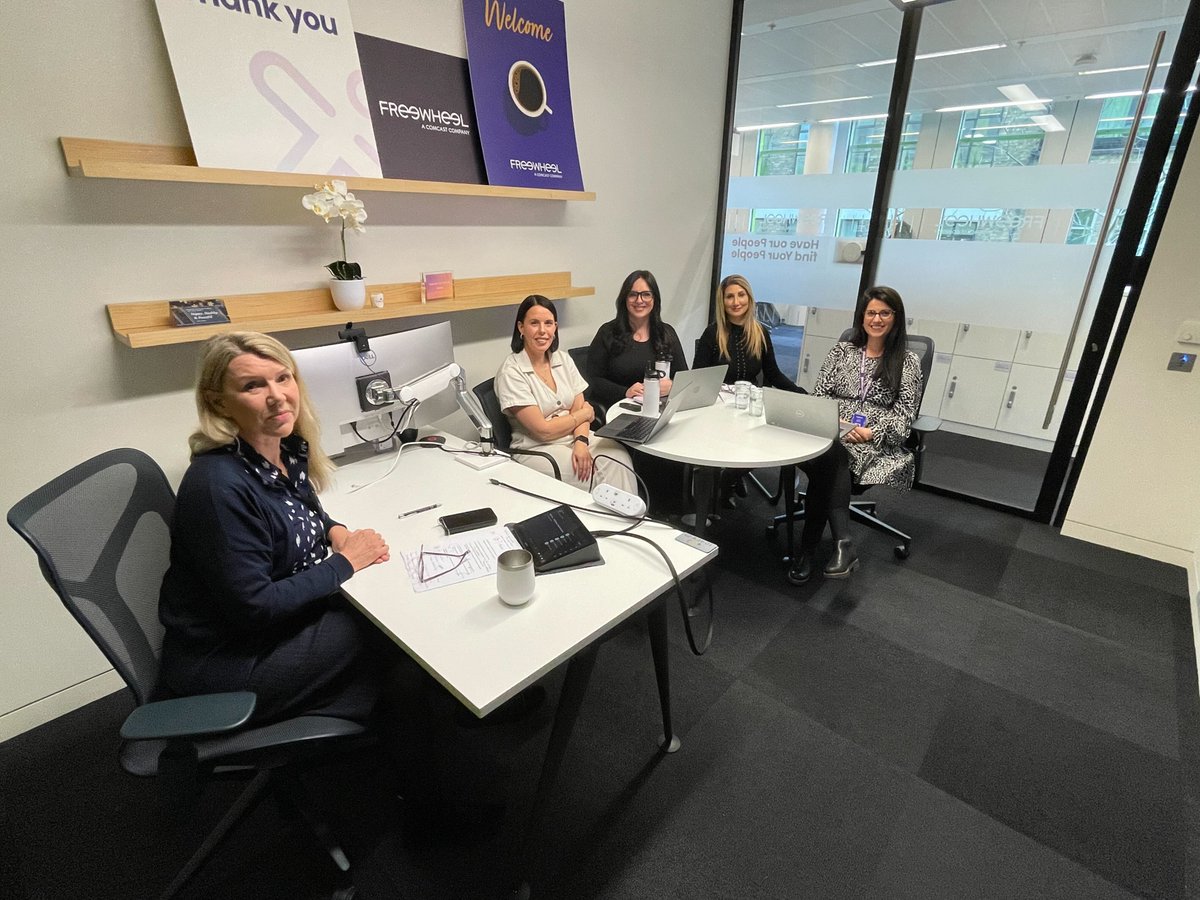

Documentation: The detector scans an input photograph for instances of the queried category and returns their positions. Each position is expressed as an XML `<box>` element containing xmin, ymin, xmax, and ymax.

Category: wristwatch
<box><xmin>573</xmin><ymin>434</ymin><xmax>590</xmax><ymax>446</ymax></box>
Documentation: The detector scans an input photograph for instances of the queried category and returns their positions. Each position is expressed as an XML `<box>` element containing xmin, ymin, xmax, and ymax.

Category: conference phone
<box><xmin>509</xmin><ymin>505</ymin><xmax>602</xmax><ymax>573</ymax></box>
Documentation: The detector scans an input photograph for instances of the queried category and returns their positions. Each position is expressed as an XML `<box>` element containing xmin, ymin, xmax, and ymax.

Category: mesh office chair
<box><xmin>472</xmin><ymin>379</ymin><xmax>563</xmax><ymax>480</ymax></box>
<box><xmin>768</xmin><ymin>333</ymin><xmax>941</xmax><ymax>559</ymax></box>
<box><xmin>7</xmin><ymin>448</ymin><xmax>370</xmax><ymax>900</ymax></box>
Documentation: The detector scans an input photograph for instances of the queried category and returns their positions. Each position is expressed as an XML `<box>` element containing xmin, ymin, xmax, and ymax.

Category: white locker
<box><xmin>797</xmin><ymin>335</ymin><xmax>838</xmax><ymax>393</ymax></box>
<box><xmin>951</xmin><ymin>323</ymin><xmax>1020</xmax><ymax>361</ymax></box>
<box><xmin>804</xmin><ymin>307</ymin><xmax>852</xmax><ymax>340</ymax></box>
<box><xmin>939</xmin><ymin>356</ymin><xmax>1012</xmax><ymax>429</ymax></box>
<box><xmin>909</xmin><ymin>318</ymin><xmax>959</xmax><ymax>356</ymax></box>
<box><xmin>1012</xmin><ymin>330</ymin><xmax>1069</xmax><ymax>368</ymax></box>
<box><xmin>994</xmin><ymin>364</ymin><xmax>1070</xmax><ymax>439</ymax></box>
<box><xmin>920</xmin><ymin>351</ymin><xmax>952</xmax><ymax>418</ymax></box>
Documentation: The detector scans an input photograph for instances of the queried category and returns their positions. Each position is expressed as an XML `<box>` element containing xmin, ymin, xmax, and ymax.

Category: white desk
<box><xmin>621</xmin><ymin>395</ymin><xmax>832</xmax><ymax>553</ymax></box>
<box><xmin>626</xmin><ymin>394</ymin><xmax>832</xmax><ymax>469</ymax></box>
<box><xmin>322</xmin><ymin>443</ymin><xmax>716</xmax><ymax>894</ymax></box>
<box><xmin>323</xmin><ymin>446</ymin><xmax>714</xmax><ymax>715</ymax></box>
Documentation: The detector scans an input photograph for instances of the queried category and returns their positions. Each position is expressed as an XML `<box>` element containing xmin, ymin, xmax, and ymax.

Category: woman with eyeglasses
<box><xmin>586</xmin><ymin>270</ymin><xmax>689</xmax><ymax>409</ymax></box>
<box><xmin>694</xmin><ymin>274</ymin><xmax>804</xmax><ymax>392</ymax></box>
<box><xmin>787</xmin><ymin>285</ymin><xmax>922</xmax><ymax>585</ymax></box>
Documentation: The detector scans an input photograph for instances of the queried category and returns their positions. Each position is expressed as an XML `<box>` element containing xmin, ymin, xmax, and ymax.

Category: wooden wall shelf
<box><xmin>61</xmin><ymin>137</ymin><xmax>596</xmax><ymax>202</ymax></box>
<box><xmin>107</xmin><ymin>272</ymin><xmax>593</xmax><ymax>348</ymax></box>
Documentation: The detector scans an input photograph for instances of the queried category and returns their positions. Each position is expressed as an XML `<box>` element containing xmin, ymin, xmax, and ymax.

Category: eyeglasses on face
<box><xmin>864</xmin><ymin>309</ymin><xmax>894</xmax><ymax>320</ymax></box>
<box><xmin>627</xmin><ymin>291</ymin><xmax>654</xmax><ymax>302</ymax></box>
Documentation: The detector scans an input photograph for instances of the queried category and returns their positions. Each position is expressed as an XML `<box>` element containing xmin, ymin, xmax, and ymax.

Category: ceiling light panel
<box><xmin>936</xmin><ymin>97</ymin><xmax>1052</xmax><ymax>112</ymax></box>
<box><xmin>776</xmin><ymin>95</ymin><xmax>872</xmax><ymax>109</ymax></box>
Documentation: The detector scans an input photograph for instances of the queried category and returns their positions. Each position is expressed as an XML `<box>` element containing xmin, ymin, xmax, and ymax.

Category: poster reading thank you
<box><xmin>153</xmin><ymin>0</ymin><xmax>381</xmax><ymax>177</ymax></box>
<box><xmin>462</xmin><ymin>0</ymin><xmax>584</xmax><ymax>191</ymax></box>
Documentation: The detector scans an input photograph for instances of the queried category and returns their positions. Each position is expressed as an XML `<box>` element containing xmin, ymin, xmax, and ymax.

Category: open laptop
<box><xmin>762</xmin><ymin>389</ymin><xmax>852</xmax><ymax>440</ymax></box>
<box><xmin>668</xmin><ymin>365</ymin><xmax>726</xmax><ymax>412</ymax></box>
<box><xmin>595</xmin><ymin>376</ymin><xmax>704</xmax><ymax>445</ymax></box>
<box><xmin>614</xmin><ymin>365</ymin><xmax>726</xmax><ymax>415</ymax></box>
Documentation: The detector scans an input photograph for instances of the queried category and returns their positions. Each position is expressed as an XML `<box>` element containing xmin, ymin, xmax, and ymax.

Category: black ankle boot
<box><xmin>733</xmin><ymin>472</ymin><xmax>749</xmax><ymax>498</ymax></box>
<box><xmin>823</xmin><ymin>539</ymin><xmax>858</xmax><ymax>578</ymax></box>
<box><xmin>786</xmin><ymin>549</ymin><xmax>815</xmax><ymax>586</ymax></box>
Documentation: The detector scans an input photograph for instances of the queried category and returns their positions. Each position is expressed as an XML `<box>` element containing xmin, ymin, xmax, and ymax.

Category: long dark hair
<box><xmin>611</xmin><ymin>270</ymin><xmax>672</xmax><ymax>359</ymax></box>
<box><xmin>510</xmin><ymin>295</ymin><xmax>560</xmax><ymax>357</ymax></box>
<box><xmin>846</xmin><ymin>285</ymin><xmax>908</xmax><ymax>394</ymax></box>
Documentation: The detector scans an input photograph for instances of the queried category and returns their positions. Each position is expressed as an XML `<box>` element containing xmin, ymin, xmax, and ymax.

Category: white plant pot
<box><xmin>330</xmin><ymin>278</ymin><xmax>366</xmax><ymax>311</ymax></box>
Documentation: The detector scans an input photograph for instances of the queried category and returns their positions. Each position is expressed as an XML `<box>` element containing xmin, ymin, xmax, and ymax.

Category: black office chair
<box><xmin>768</xmin><ymin>333</ymin><xmax>941</xmax><ymax>559</ymax></box>
<box><xmin>7</xmin><ymin>449</ymin><xmax>370</xmax><ymax>900</ymax></box>
<box><xmin>566</xmin><ymin>344</ymin><xmax>606</xmax><ymax>426</ymax></box>
<box><xmin>755</xmin><ymin>302</ymin><xmax>783</xmax><ymax>330</ymax></box>
<box><xmin>472</xmin><ymin>378</ymin><xmax>563</xmax><ymax>480</ymax></box>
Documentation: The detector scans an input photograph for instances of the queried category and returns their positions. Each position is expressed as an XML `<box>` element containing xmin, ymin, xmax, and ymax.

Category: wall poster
<box><xmin>355</xmin><ymin>34</ymin><xmax>486</xmax><ymax>184</ymax></box>
<box><xmin>152</xmin><ymin>0</ymin><xmax>381</xmax><ymax>177</ymax></box>
<box><xmin>461</xmin><ymin>0</ymin><xmax>585</xmax><ymax>191</ymax></box>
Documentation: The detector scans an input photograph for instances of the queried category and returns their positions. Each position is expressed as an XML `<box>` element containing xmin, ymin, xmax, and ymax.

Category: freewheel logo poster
<box><xmin>355</xmin><ymin>34</ymin><xmax>487</xmax><ymax>184</ymax></box>
<box><xmin>462</xmin><ymin>0</ymin><xmax>584</xmax><ymax>191</ymax></box>
<box><xmin>152</xmin><ymin>0</ymin><xmax>382</xmax><ymax>177</ymax></box>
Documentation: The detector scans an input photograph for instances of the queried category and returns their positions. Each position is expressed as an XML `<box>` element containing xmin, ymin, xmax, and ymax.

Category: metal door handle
<box><xmin>1007</xmin><ymin>387</ymin><xmax>1017</xmax><ymax>409</ymax></box>
<box><xmin>948</xmin><ymin>377</ymin><xmax>957</xmax><ymax>399</ymax></box>
<box><xmin>1043</xmin><ymin>31</ymin><xmax>1164</xmax><ymax>430</ymax></box>
<box><xmin>961</xmin><ymin>324</ymin><xmax>970</xmax><ymax>334</ymax></box>
<box><xmin>1024</xmin><ymin>330</ymin><xmax>1033</xmax><ymax>341</ymax></box>
<box><xmin>802</xmin><ymin>356</ymin><xmax>809</xmax><ymax>373</ymax></box>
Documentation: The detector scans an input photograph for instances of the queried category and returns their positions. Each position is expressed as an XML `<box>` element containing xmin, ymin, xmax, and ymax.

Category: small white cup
<box><xmin>497</xmin><ymin>549</ymin><xmax>536</xmax><ymax>607</ymax></box>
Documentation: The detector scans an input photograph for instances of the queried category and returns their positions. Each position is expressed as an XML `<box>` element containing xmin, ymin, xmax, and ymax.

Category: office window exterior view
<box><xmin>724</xmin><ymin>0</ymin><xmax>1194</xmax><ymax>510</ymax></box>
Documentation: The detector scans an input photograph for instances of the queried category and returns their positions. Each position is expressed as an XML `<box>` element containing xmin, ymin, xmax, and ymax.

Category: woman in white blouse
<box><xmin>496</xmin><ymin>295</ymin><xmax>637</xmax><ymax>493</ymax></box>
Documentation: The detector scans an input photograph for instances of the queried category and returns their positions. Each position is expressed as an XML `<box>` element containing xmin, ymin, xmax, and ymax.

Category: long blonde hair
<box><xmin>715</xmin><ymin>274</ymin><xmax>767</xmax><ymax>362</ymax></box>
<box><xmin>189</xmin><ymin>331</ymin><xmax>334</xmax><ymax>492</ymax></box>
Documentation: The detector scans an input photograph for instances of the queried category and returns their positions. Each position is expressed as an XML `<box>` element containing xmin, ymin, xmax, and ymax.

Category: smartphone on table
<box><xmin>438</xmin><ymin>507</ymin><xmax>498</xmax><ymax>535</ymax></box>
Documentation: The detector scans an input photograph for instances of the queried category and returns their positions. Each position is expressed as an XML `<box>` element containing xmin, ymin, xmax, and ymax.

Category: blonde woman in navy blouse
<box><xmin>156</xmin><ymin>332</ymin><xmax>391</xmax><ymax>726</ymax></box>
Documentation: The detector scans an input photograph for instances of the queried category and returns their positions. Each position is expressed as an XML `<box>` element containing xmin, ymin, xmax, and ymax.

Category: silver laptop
<box><xmin>669</xmin><ymin>366</ymin><xmax>727</xmax><ymax>412</ymax></box>
<box><xmin>595</xmin><ymin>377</ymin><xmax>704</xmax><ymax>445</ymax></box>
<box><xmin>762</xmin><ymin>389</ymin><xmax>848</xmax><ymax>440</ymax></box>
<box><xmin>614</xmin><ymin>365</ymin><xmax>726</xmax><ymax>415</ymax></box>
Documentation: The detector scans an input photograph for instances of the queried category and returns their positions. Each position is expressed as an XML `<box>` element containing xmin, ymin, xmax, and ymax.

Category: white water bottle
<box><xmin>642</xmin><ymin>362</ymin><xmax>661</xmax><ymax>418</ymax></box>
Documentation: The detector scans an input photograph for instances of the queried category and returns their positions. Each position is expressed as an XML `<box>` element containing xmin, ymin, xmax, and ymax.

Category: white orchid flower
<box><xmin>302</xmin><ymin>180</ymin><xmax>368</xmax><ymax>278</ymax></box>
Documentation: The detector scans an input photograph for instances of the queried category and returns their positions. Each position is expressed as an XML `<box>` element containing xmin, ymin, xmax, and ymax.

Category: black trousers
<box><xmin>797</xmin><ymin>440</ymin><xmax>853</xmax><ymax>549</ymax></box>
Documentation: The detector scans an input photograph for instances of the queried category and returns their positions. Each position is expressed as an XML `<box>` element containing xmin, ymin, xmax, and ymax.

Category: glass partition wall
<box><xmin>720</xmin><ymin>0</ymin><xmax>1197</xmax><ymax>517</ymax></box>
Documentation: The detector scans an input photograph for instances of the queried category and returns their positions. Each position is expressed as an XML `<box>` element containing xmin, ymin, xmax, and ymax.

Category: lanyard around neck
<box><xmin>858</xmin><ymin>349</ymin><xmax>874</xmax><ymax>403</ymax></box>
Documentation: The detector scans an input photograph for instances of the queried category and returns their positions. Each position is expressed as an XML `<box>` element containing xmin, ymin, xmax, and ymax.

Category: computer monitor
<box><xmin>292</xmin><ymin>321</ymin><xmax>458</xmax><ymax>457</ymax></box>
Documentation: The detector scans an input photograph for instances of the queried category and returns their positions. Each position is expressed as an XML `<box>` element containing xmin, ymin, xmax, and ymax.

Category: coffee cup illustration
<box><xmin>508</xmin><ymin>60</ymin><xmax>553</xmax><ymax>117</ymax></box>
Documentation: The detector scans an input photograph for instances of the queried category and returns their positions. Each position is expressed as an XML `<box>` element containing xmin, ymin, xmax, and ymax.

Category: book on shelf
<box><xmin>170</xmin><ymin>299</ymin><xmax>230</xmax><ymax>326</ymax></box>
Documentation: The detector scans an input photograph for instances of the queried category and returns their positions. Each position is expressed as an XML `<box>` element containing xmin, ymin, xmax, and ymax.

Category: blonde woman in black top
<box><xmin>693</xmin><ymin>274</ymin><xmax>804</xmax><ymax>392</ymax></box>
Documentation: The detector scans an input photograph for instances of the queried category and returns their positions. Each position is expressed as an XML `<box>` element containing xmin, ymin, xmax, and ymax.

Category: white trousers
<box><xmin>512</xmin><ymin>436</ymin><xmax>637</xmax><ymax>495</ymax></box>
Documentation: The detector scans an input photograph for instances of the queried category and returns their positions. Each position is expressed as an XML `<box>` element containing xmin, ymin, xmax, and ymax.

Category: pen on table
<box><xmin>397</xmin><ymin>503</ymin><xmax>440</xmax><ymax>519</ymax></box>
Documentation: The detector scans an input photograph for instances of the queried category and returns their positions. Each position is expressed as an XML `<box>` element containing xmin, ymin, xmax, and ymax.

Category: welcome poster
<box><xmin>462</xmin><ymin>0</ymin><xmax>584</xmax><ymax>191</ymax></box>
<box><xmin>152</xmin><ymin>0</ymin><xmax>381</xmax><ymax>177</ymax></box>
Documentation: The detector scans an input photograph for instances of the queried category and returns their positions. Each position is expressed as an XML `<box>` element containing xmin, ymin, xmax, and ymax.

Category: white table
<box><xmin>322</xmin><ymin>443</ymin><xmax>716</xmax><ymax>893</ymax></box>
<box><xmin>621</xmin><ymin>395</ymin><xmax>832</xmax><ymax>554</ymax></box>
